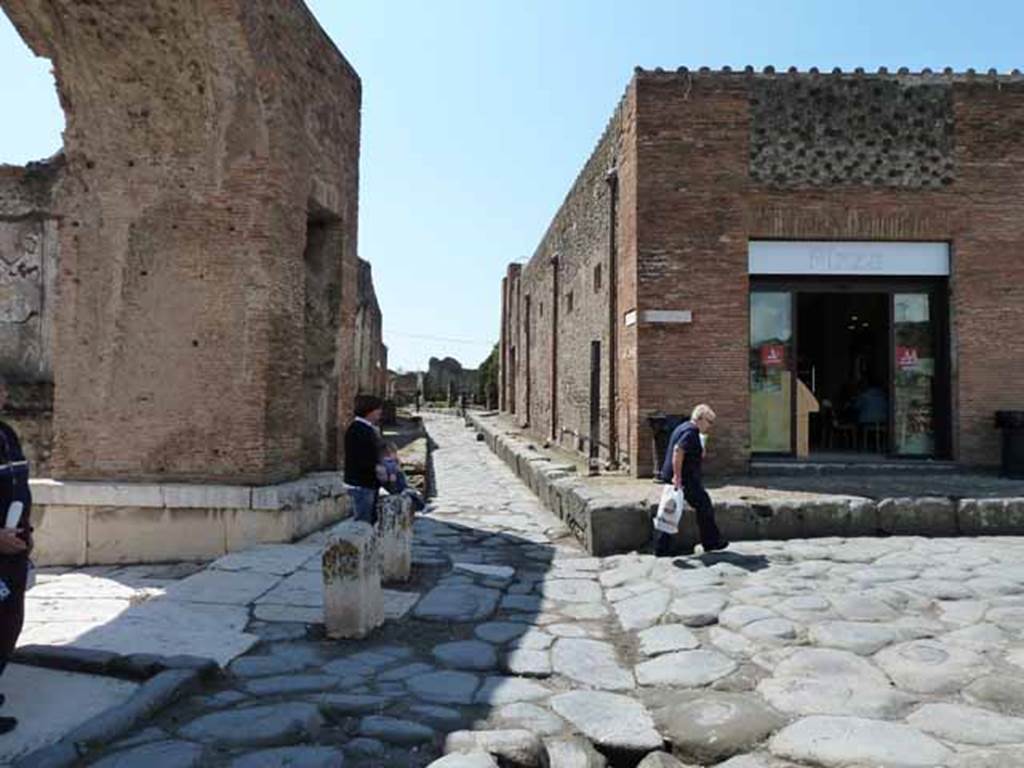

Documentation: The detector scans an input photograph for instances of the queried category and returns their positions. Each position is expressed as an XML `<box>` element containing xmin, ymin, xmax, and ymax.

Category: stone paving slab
<box><xmin>0</xmin><ymin>664</ymin><xmax>139</xmax><ymax>764</ymax></box>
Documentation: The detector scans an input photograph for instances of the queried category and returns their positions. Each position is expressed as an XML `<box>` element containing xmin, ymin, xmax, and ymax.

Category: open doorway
<box><xmin>797</xmin><ymin>293</ymin><xmax>889</xmax><ymax>457</ymax></box>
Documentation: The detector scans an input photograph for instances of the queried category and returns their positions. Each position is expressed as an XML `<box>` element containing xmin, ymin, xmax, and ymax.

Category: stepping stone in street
<box><xmin>243</xmin><ymin>674</ymin><xmax>339</xmax><ymax>696</ymax></box>
<box><xmin>454</xmin><ymin>563</ymin><xmax>516</xmax><ymax>581</ymax></box>
<box><xmin>445</xmin><ymin>729</ymin><xmax>547</xmax><ymax>768</ymax></box>
<box><xmin>179</xmin><ymin>703</ymin><xmax>323</xmax><ymax>748</ymax></box>
<box><xmin>614</xmin><ymin>588</ymin><xmax>672</xmax><ymax>631</ymax></box>
<box><xmin>427</xmin><ymin>753</ymin><xmax>499</xmax><ymax>768</ymax></box>
<box><xmin>407</xmin><ymin>670</ymin><xmax>480</xmax><ymax>704</ymax></box>
<box><xmin>907</xmin><ymin>702</ymin><xmax>1024</xmax><ymax>745</ymax></box>
<box><xmin>719</xmin><ymin>605</ymin><xmax>777</xmax><ymax>630</ymax></box>
<box><xmin>501</xmin><ymin>648</ymin><xmax>552</xmax><ymax>678</ymax></box>
<box><xmin>770</xmin><ymin>716</ymin><xmax>952</xmax><ymax>768</ymax></box>
<box><xmin>550</xmin><ymin>691</ymin><xmax>663</xmax><ymax>761</ymax></box>
<box><xmin>433</xmin><ymin>640</ymin><xmax>499</xmax><ymax>671</ymax></box>
<box><xmin>635</xmin><ymin>650</ymin><xmax>736</xmax><ymax>687</ymax></box>
<box><xmin>415</xmin><ymin>584</ymin><xmax>501</xmax><ymax>622</ymax></box>
<box><xmin>476</xmin><ymin>676</ymin><xmax>552</xmax><ymax>705</ymax></box>
<box><xmin>91</xmin><ymin>741</ymin><xmax>204</xmax><ymax>768</ymax></box>
<box><xmin>540</xmin><ymin>579</ymin><xmax>604</xmax><ymax>603</ymax></box>
<box><xmin>757</xmin><ymin>648</ymin><xmax>916</xmax><ymax>719</ymax></box>
<box><xmin>475</xmin><ymin>621</ymin><xmax>531</xmax><ymax>644</ymax></box>
<box><xmin>874</xmin><ymin>639</ymin><xmax>991</xmax><ymax>694</ymax></box>
<box><xmin>360</xmin><ymin>715</ymin><xmax>437</xmax><ymax>745</ymax></box>
<box><xmin>667</xmin><ymin>593</ymin><xmax>728</xmax><ymax>627</ymax></box>
<box><xmin>230</xmin><ymin>654</ymin><xmax>307</xmax><ymax>678</ymax></box>
<box><xmin>496</xmin><ymin>702</ymin><xmax>566</xmax><ymax>736</ymax></box>
<box><xmin>651</xmin><ymin>691</ymin><xmax>786</xmax><ymax>764</ymax></box>
<box><xmin>552</xmin><ymin>639</ymin><xmax>635</xmax><ymax>691</ymax></box>
<box><xmin>638</xmin><ymin>625</ymin><xmax>700</xmax><ymax>657</ymax></box>
<box><xmin>229</xmin><ymin>745</ymin><xmax>347</xmax><ymax>768</ymax></box>
<box><xmin>317</xmin><ymin>693</ymin><xmax>394</xmax><ymax>720</ymax></box>
<box><xmin>807</xmin><ymin>621</ymin><xmax>904</xmax><ymax>655</ymax></box>
<box><xmin>543</xmin><ymin>736</ymin><xmax>609</xmax><ymax>767</ymax></box>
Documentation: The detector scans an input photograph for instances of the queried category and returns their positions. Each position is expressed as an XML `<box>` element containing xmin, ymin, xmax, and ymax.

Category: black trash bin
<box><xmin>995</xmin><ymin>411</ymin><xmax>1024</xmax><ymax>479</ymax></box>
<box><xmin>647</xmin><ymin>412</ymin><xmax>688</xmax><ymax>480</ymax></box>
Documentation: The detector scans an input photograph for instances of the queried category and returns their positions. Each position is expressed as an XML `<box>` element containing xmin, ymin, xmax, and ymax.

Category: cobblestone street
<box><xmin>58</xmin><ymin>415</ymin><xmax>1024</xmax><ymax>767</ymax></box>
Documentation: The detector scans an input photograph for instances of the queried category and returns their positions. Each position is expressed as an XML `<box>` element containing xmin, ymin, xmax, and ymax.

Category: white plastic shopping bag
<box><xmin>654</xmin><ymin>485</ymin><xmax>686</xmax><ymax>534</ymax></box>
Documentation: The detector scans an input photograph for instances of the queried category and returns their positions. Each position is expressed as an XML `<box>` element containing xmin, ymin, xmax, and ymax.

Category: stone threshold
<box><xmin>469</xmin><ymin>412</ymin><xmax>1024</xmax><ymax>556</ymax></box>
<box><xmin>10</xmin><ymin>646</ymin><xmax>218</xmax><ymax>768</ymax></box>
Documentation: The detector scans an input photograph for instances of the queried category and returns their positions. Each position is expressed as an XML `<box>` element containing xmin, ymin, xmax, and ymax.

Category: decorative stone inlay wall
<box><xmin>750</xmin><ymin>77</ymin><xmax>955</xmax><ymax>188</ymax></box>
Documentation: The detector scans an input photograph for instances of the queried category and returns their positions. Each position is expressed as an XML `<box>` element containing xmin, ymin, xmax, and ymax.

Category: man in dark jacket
<box><xmin>0</xmin><ymin>376</ymin><xmax>32</xmax><ymax>735</ymax></box>
<box><xmin>344</xmin><ymin>394</ymin><xmax>385</xmax><ymax>525</ymax></box>
<box><xmin>655</xmin><ymin>403</ymin><xmax>727</xmax><ymax>556</ymax></box>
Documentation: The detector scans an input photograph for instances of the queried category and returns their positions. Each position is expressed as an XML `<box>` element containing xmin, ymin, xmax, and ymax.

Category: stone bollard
<box><xmin>323</xmin><ymin>521</ymin><xmax>384</xmax><ymax>639</ymax></box>
<box><xmin>378</xmin><ymin>493</ymin><xmax>414</xmax><ymax>583</ymax></box>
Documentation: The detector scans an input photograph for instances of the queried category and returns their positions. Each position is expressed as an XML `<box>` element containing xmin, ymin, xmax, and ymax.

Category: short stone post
<box><xmin>378</xmin><ymin>493</ymin><xmax>414</xmax><ymax>583</ymax></box>
<box><xmin>323</xmin><ymin>521</ymin><xmax>384</xmax><ymax>639</ymax></box>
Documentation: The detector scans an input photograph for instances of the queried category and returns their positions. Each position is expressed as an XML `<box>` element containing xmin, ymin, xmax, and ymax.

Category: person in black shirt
<box><xmin>0</xmin><ymin>376</ymin><xmax>32</xmax><ymax>735</ymax></box>
<box><xmin>655</xmin><ymin>403</ymin><xmax>727</xmax><ymax>556</ymax></box>
<box><xmin>344</xmin><ymin>394</ymin><xmax>385</xmax><ymax>525</ymax></box>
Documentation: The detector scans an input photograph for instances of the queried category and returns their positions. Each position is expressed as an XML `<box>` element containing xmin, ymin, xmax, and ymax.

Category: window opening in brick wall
<box><xmin>0</xmin><ymin>13</ymin><xmax>63</xmax><ymax>164</ymax></box>
<box><xmin>567</xmin><ymin>290</ymin><xmax>574</xmax><ymax>313</ymax></box>
<box><xmin>540</xmin><ymin>302</ymin><xmax>544</xmax><ymax>318</ymax></box>
<box><xmin>594</xmin><ymin>263</ymin><xmax>603</xmax><ymax>292</ymax></box>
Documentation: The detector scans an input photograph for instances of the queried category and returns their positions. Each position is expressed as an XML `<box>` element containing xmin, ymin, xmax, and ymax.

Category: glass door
<box><xmin>893</xmin><ymin>292</ymin><xmax>937</xmax><ymax>456</ymax></box>
<box><xmin>750</xmin><ymin>292</ymin><xmax>793</xmax><ymax>453</ymax></box>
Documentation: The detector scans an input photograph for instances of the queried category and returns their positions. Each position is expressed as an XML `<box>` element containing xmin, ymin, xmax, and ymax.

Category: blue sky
<box><xmin>2</xmin><ymin>2</ymin><xmax>1021</xmax><ymax>371</ymax></box>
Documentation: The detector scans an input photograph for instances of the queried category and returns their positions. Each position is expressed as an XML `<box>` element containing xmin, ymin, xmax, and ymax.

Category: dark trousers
<box><xmin>684</xmin><ymin>481</ymin><xmax>723</xmax><ymax>549</ymax></box>
<box><xmin>0</xmin><ymin>561</ymin><xmax>27</xmax><ymax>680</ymax></box>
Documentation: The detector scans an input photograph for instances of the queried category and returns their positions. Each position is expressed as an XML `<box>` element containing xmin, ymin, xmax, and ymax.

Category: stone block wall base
<box><xmin>470</xmin><ymin>413</ymin><xmax>1024</xmax><ymax>555</ymax></box>
<box><xmin>29</xmin><ymin>473</ymin><xmax>351</xmax><ymax>566</ymax></box>
<box><xmin>323</xmin><ymin>521</ymin><xmax>384</xmax><ymax>639</ymax></box>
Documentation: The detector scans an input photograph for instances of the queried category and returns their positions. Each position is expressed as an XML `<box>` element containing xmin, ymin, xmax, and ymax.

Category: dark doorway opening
<box><xmin>797</xmin><ymin>292</ymin><xmax>890</xmax><ymax>456</ymax></box>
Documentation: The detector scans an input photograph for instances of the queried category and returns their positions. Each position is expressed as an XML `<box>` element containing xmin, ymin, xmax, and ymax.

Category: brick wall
<box><xmin>505</xmin><ymin>67</ymin><xmax>1024</xmax><ymax>477</ymax></box>
<box><xmin>499</xmin><ymin>92</ymin><xmax>637</xmax><ymax>468</ymax></box>
<box><xmin>1</xmin><ymin>0</ymin><xmax>361</xmax><ymax>483</ymax></box>
<box><xmin>633</xmin><ymin>69</ymin><xmax>1024</xmax><ymax>475</ymax></box>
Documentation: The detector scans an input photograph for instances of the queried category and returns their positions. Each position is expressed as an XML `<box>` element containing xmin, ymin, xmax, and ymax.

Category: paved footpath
<box><xmin>23</xmin><ymin>415</ymin><xmax>1024</xmax><ymax>767</ymax></box>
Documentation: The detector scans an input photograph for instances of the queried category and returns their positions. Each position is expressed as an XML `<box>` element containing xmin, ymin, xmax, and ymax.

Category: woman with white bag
<box><xmin>653</xmin><ymin>404</ymin><xmax>727</xmax><ymax>557</ymax></box>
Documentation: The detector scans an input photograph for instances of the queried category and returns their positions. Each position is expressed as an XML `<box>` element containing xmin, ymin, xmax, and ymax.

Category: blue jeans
<box><xmin>349</xmin><ymin>486</ymin><xmax>379</xmax><ymax>525</ymax></box>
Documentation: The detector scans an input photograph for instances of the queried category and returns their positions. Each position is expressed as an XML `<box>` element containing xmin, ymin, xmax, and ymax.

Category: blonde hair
<box><xmin>691</xmin><ymin>403</ymin><xmax>716</xmax><ymax>422</ymax></box>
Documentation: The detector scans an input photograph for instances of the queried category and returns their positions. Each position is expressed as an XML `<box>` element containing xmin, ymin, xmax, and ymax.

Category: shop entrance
<box><xmin>750</xmin><ymin>280</ymin><xmax>950</xmax><ymax>460</ymax></box>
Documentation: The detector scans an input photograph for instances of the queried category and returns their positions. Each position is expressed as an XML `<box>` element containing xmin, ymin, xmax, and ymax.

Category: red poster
<box><xmin>896</xmin><ymin>346</ymin><xmax>919</xmax><ymax>370</ymax></box>
<box><xmin>760</xmin><ymin>344</ymin><xmax>785</xmax><ymax>368</ymax></box>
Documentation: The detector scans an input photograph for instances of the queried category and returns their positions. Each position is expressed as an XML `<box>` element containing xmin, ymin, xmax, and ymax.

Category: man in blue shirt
<box><xmin>655</xmin><ymin>403</ymin><xmax>727</xmax><ymax>556</ymax></box>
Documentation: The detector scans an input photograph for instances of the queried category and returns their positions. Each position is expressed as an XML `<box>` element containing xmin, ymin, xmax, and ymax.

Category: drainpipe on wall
<box><xmin>605</xmin><ymin>164</ymin><xmax>619</xmax><ymax>469</ymax></box>
<box><xmin>550</xmin><ymin>251</ymin><xmax>560</xmax><ymax>444</ymax></box>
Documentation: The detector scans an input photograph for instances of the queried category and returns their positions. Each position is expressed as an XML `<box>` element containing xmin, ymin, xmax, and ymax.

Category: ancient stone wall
<box><xmin>0</xmin><ymin>158</ymin><xmax>61</xmax><ymax>472</ymax></box>
<box><xmin>498</xmin><ymin>93</ymin><xmax>637</xmax><ymax>468</ymax></box>
<box><xmin>354</xmin><ymin>258</ymin><xmax>386</xmax><ymax>399</ymax></box>
<box><xmin>424</xmin><ymin>357</ymin><xmax>479</xmax><ymax>403</ymax></box>
<box><xmin>0</xmin><ymin>0</ymin><xmax>361</xmax><ymax>483</ymax></box>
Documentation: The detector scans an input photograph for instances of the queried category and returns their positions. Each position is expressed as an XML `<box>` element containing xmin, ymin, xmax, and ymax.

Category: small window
<box><xmin>594</xmin><ymin>263</ymin><xmax>603</xmax><ymax>292</ymax></box>
<box><xmin>567</xmin><ymin>291</ymin><xmax>574</xmax><ymax>313</ymax></box>
<box><xmin>539</xmin><ymin>302</ymin><xmax>544</xmax><ymax>318</ymax></box>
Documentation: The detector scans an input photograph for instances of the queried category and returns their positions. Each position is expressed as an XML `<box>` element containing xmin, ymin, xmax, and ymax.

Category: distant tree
<box><xmin>478</xmin><ymin>343</ymin><xmax>499</xmax><ymax>409</ymax></box>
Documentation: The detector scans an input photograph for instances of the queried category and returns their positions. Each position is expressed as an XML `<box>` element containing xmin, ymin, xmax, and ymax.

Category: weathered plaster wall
<box><xmin>354</xmin><ymin>258</ymin><xmax>386</xmax><ymax>398</ymax></box>
<box><xmin>0</xmin><ymin>0</ymin><xmax>361</xmax><ymax>483</ymax></box>
<box><xmin>0</xmin><ymin>158</ymin><xmax>62</xmax><ymax>472</ymax></box>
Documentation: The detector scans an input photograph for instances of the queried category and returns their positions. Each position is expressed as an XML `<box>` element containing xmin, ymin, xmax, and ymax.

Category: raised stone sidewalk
<box><xmin>6</xmin><ymin>414</ymin><xmax>1024</xmax><ymax>767</ymax></box>
<box><xmin>469</xmin><ymin>411</ymin><xmax>1024</xmax><ymax>556</ymax></box>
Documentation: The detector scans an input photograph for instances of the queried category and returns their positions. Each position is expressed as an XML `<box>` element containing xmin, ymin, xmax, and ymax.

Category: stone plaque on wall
<box><xmin>749</xmin><ymin>77</ymin><xmax>955</xmax><ymax>188</ymax></box>
<box><xmin>0</xmin><ymin>219</ymin><xmax>43</xmax><ymax>323</ymax></box>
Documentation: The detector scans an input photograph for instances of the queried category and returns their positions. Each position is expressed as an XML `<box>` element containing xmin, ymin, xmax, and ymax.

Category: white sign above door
<box><xmin>748</xmin><ymin>241</ymin><xmax>950</xmax><ymax>276</ymax></box>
